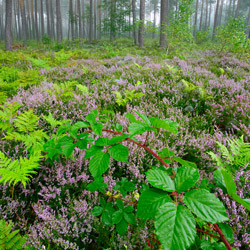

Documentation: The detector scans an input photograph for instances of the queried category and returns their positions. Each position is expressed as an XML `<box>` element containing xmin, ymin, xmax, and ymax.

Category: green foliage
<box><xmin>113</xmin><ymin>90</ymin><xmax>145</xmax><ymax>107</ymax></box>
<box><xmin>216</xmin><ymin>16</ymin><xmax>249</xmax><ymax>54</ymax></box>
<box><xmin>0</xmin><ymin>219</ymin><xmax>27</xmax><ymax>250</ymax></box>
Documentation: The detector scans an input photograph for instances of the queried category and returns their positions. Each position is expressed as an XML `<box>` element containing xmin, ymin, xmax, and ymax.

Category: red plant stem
<box><xmin>143</xmin><ymin>131</ymin><xmax>150</xmax><ymax>146</ymax></box>
<box><xmin>214</xmin><ymin>224</ymin><xmax>233</xmax><ymax>250</ymax></box>
<box><xmin>196</xmin><ymin>228</ymin><xmax>220</xmax><ymax>239</ymax></box>
<box><xmin>85</xmin><ymin>128</ymin><xmax>232</xmax><ymax>250</ymax></box>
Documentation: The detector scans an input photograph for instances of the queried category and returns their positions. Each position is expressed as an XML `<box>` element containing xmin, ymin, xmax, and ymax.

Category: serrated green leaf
<box><xmin>58</xmin><ymin>136</ymin><xmax>75</xmax><ymax>158</ymax></box>
<box><xmin>116</xmin><ymin>199</ymin><xmax>124</xmax><ymax>210</ymax></box>
<box><xmin>150</xmin><ymin>118</ymin><xmax>178</xmax><ymax>134</ymax></box>
<box><xmin>89</xmin><ymin>152</ymin><xmax>110</xmax><ymax>178</ymax></box>
<box><xmin>200</xmin><ymin>240</ymin><xmax>214</xmax><ymax>250</ymax></box>
<box><xmin>124</xmin><ymin>205</ymin><xmax>134</xmax><ymax>213</ymax></box>
<box><xmin>95</xmin><ymin>137</ymin><xmax>109</xmax><ymax>146</ymax></box>
<box><xmin>125</xmin><ymin>113</ymin><xmax>137</xmax><ymax>123</ymax></box>
<box><xmin>92</xmin><ymin>206</ymin><xmax>103</xmax><ymax>216</ymax></box>
<box><xmin>137</xmin><ymin>188</ymin><xmax>171</xmax><ymax>220</ymax></box>
<box><xmin>84</xmin><ymin>145</ymin><xmax>103</xmax><ymax>159</ymax></box>
<box><xmin>86</xmin><ymin>177</ymin><xmax>108</xmax><ymax>192</ymax></box>
<box><xmin>214</xmin><ymin>169</ymin><xmax>227</xmax><ymax>193</ymax></box>
<box><xmin>231</xmin><ymin>193</ymin><xmax>250</xmax><ymax>211</ymax></box>
<box><xmin>76</xmin><ymin>139</ymin><xmax>88</xmax><ymax>149</ymax></box>
<box><xmin>135</xmin><ymin>111</ymin><xmax>151</xmax><ymax>126</ymax></box>
<box><xmin>183</xmin><ymin>189</ymin><xmax>229</xmax><ymax>224</ymax></box>
<box><xmin>220</xmin><ymin>168</ymin><xmax>237</xmax><ymax>196</ymax></box>
<box><xmin>116</xmin><ymin>123</ymin><xmax>123</xmax><ymax>132</ymax></box>
<box><xmin>124</xmin><ymin>212</ymin><xmax>137</xmax><ymax>225</ymax></box>
<box><xmin>108</xmin><ymin>144</ymin><xmax>128</xmax><ymax>162</ymax></box>
<box><xmin>172</xmin><ymin>157</ymin><xmax>197</xmax><ymax>168</ymax></box>
<box><xmin>116</xmin><ymin>218</ymin><xmax>128</xmax><ymax>236</ymax></box>
<box><xmin>175</xmin><ymin>166</ymin><xmax>200</xmax><ymax>193</ymax></box>
<box><xmin>92</xmin><ymin>123</ymin><xmax>103</xmax><ymax>136</ymax></box>
<box><xmin>146</xmin><ymin>168</ymin><xmax>175</xmax><ymax>192</ymax></box>
<box><xmin>112</xmin><ymin>210</ymin><xmax>123</xmax><ymax>224</ymax></box>
<box><xmin>108</xmin><ymin>135</ymin><xmax>127</xmax><ymax>145</ymax></box>
<box><xmin>155</xmin><ymin>203</ymin><xmax>196</xmax><ymax>250</ymax></box>
<box><xmin>128</xmin><ymin>122</ymin><xmax>151</xmax><ymax>135</ymax></box>
<box><xmin>71</xmin><ymin>121</ymin><xmax>90</xmax><ymax>131</ymax></box>
<box><xmin>102</xmin><ymin>211</ymin><xmax>113</xmax><ymax>226</ymax></box>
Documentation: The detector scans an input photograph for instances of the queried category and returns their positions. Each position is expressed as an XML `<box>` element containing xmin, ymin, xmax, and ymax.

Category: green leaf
<box><xmin>112</xmin><ymin>210</ymin><xmax>124</xmax><ymax>224</ymax></box>
<box><xmin>92</xmin><ymin>206</ymin><xmax>103</xmax><ymax>216</ymax></box>
<box><xmin>116</xmin><ymin>199</ymin><xmax>124</xmax><ymax>210</ymax></box>
<box><xmin>159</xmin><ymin>148</ymin><xmax>175</xmax><ymax>158</ymax></box>
<box><xmin>137</xmin><ymin>188</ymin><xmax>171</xmax><ymax>220</ymax></box>
<box><xmin>200</xmin><ymin>241</ymin><xmax>214</xmax><ymax>250</ymax></box>
<box><xmin>113</xmin><ymin>178</ymin><xmax>136</xmax><ymax>197</ymax></box>
<box><xmin>116</xmin><ymin>218</ymin><xmax>128</xmax><ymax>236</ymax></box>
<box><xmin>92</xmin><ymin>123</ymin><xmax>103</xmax><ymax>136</ymax></box>
<box><xmin>124</xmin><ymin>212</ymin><xmax>137</xmax><ymax>225</ymax></box>
<box><xmin>76</xmin><ymin>139</ymin><xmax>88</xmax><ymax>149</ymax></box>
<box><xmin>214</xmin><ymin>169</ymin><xmax>227</xmax><ymax>193</ymax></box>
<box><xmin>108</xmin><ymin>144</ymin><xmax>129</xmax><ymax>162</ymax></box>
<box><xmin>116</xmin><ymin>123</ymin><xmax>123</xmax><ymax>132</ymax></box>
<box><xmin>108</xmin><ymin>134</ymin><xmax>127</xmax><ymax>145</ymax></box>
<box><xmin>146</xmin><ymin>168</ymin><xmax>175</xmax><ymax>192</ymax></box>
<box><xmin>84</xmin><ymin>145</ymin><xmax>103</xmax><ymax>159</ymax></box>
<box><xmin>150</xmin><ymin>118</ymin><xmax>178</xmax><ymax>134</ymax></box>
<box><xmin>89</xmin><ymin>152</ymin><xmax>110</xmax><ymax>178</ymax></box>
<box><xmin>155</xmin><ymin>203</ymin><xmax>196</xmax><ymax>250</ymax></box>
<box><xmin>231</xmin><ymin>193</ymin><xmax>250</xmax><ymax>211</ymax></box>
<box><xmin>220</xmin><ymin>168</ymin><xmax>237</xmax><ymax>196</ymax></box>
<box><xmin>86</xmin><ymin>177</ymin><xmax>108</xmax><ymax>192</ymax></box>
<box><xmin>135</xmin><ymin>111</ymin><xmax>151</xmax><ymax>126</ymax></box>
<box><xmin>58</xmin><ymin>136</ymin><xmax>75</xmax><ymax>159</ymax></box>
<box><xmin>71</xmin><ymin>121</ymin><xmax>89</xmax><ymax>131</ymax></box>
<box><xmin>217</xmin><ymin>223</ymin><xmax>234</xmax><ymax>243</ymax></box>
<box><xmin>95</xmin><ymin>137</ymin><xmax>109</xmax><ymax>146</ymax></box>
<box><xmin>183</xmin><ymin>189</ymin><xmax>229</xmax><ymax>224</ymax></box>
<box><xmin>128</xmin><ymin>122</ymin><xmax>150</xmax><ymax>136</ymax></box>
<box><xmin>124</xmin><ymin>205</ymin><xmax>134</xmax><ymax>213</ymax></box>
<box><xmin>172</xmin><ymin>157</ymin><xmax>197</xmax><ymax>168</ymax></box>
<box><xmin>175</xmin><ymin>166</ymin><xmax>200</xmax><ymax>193</ymax></box>
<box><xmin>101</xmin><ymin>203</ymin><xmax>115</xmax><ymax>226</ymax></box>
<box><xmin>125</xmin><ymin>113</ymin><xmax>137</xmax><ymax>123</ymax></box>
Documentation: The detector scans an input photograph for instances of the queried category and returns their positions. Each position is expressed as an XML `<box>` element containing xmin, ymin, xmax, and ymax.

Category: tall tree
<box><xmin>5</xmin><ymin>0</ymin><xmax>12</xmax><ymax>51</ymax></box>
<box><xmin>34</xmin><ymin>0</ymin><xmax>39</xmax><ymax>40</ymax></box>
<box><xmin>153</xmin><ymin>0</ymin><xmax>158</xmax><ymax>38</ymax></box>
<box><xmin>40</xmin><ymin>0</ymin><xmax>44</xmax><ymax>37</ymax></box>
<box><xmin>160</xmin><ymin>0</ymin><xmax>168</xmax><ymax>48</ymax></box>
<box><xmin>56</xmin><ymin>0</ymin><xmax>62</xmax><ymax>42</ymax></box>
<box><xmin>110</xmin><ymin>0</ymin><xmax>116</xmax><ymax>40</ymax></box>
<box><xmin>50</xmin><ymin>0</ymin><xmax>55</xmax><ymax>39</ymax></box>
<box><xmin>132</xmin><ymin>0</ymin><xmax>138</xmax><ymax>44</ymax></box>
<box><xmin>46</xmin><ymin>0</ymin><xmax>51</xmax><ymax>37</ymax></box>
<box><xmin>77</xmin><ymin>0</ymin><xmax>83</xmax><ymax>38</ymax></box>
<box><xmin>139</xmin><ymin>0</ymin><xmax>145</xmax><ymax>48</ymax></box>
<box><xmin>218</xmin><ymin>0</ymin><xmax>224</xmax><ymax>26</ymax></box>
<box><xmin>194</xmin><ymin>0</ymin><xmax>199</xmax><ymax>35</ymax></box>
<box><xmin>69</xmin><ymin>0</ymin><xmax>75</xmax><ymax>40</ymax></box>
<box><xmin>200</xmin><ymin>0</ymin><xmax>204</xmax><ymax>30</ymax></box>
<box><xmin>213</xmin><ymin>0</ymin><xmax>220</xmax><ymax>36</ymax></box>
<box><xmin>89</xmin><ymin>0</ymin><xmax>93</xmax><ymax>42</ymax></box>
<box><xmin>20</xmin><ymin>0</ymin><xmax>27</xmax><ymax>46</ymax></box>
<box><xmin>235</xmin><ymin>0</ymin><xmax>241</xmax><ymax>17</ymax></box>
<box><xmin>205</xmin><ymin>0</ymin><xmax>208</xmax><ymax>29</ymax></box>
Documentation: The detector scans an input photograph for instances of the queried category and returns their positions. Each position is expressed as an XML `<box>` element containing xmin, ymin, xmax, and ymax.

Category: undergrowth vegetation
<box><xmin>0</xmin><ymin>38</ymin><xmax>250</xmax><ymax>250</ymax></box>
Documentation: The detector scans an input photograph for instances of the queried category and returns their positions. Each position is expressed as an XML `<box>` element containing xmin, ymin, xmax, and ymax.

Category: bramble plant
<box><xmin>2</xmin><ymin>108</ymin><xmax>247</xmax><ymax>249</ymax></box>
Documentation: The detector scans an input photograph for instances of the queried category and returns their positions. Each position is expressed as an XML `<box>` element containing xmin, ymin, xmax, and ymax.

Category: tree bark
<box><xmin>56</xmin><ymin>0</ymin><xmax>62</xmax><ymax>42</ymax></box>
<box><xmin>40</xmin><ymin>0</ymin><xmax>44</xmax><ymax>37</ymax></box>
<box><xmin>139</xmin><ymin>0</ymin><xmax>145</xmax><ymax>48</ymax></box>
<box><xmin>46</xmin><ymin>0</ymin><xmax>50</xmax><ymax>37</ymax></box>
<box><xmin>50</xmin><ymin>0</ymin><xmax>55</xmax><ymax>39</ymax></box>
<box><xmin>235</xmin><ymin>0</ymin><xmax>241</xmax><ymax>18</ymax></box>
<box><xmin>69</xmin><ymin>0</ymin><xmax>74</xmax><ymax>40</ymax></box>
<box><xmin>160</xmin><ymin>0</ymin><xmax>168</xmax><ymax>48</ymax></box>
<box><xmin>218</xmin><ymin>0</ymin><xmax>224</xmax><ymax>26</ymax></box>
<box><xmin>35</xmin><ymin>0</ymin><xmax>39</xmax><ymax>40</ymax></box>
<box><xmin>77</xmin><ymin>0</ymin><xmax>83</xmax><ymax>38</ymax></box>
<box><xmin>20</xmin><ymin>0</ymin><xmax>28</xmax><ymax>46</ymax></box>
<box><xmin>132</xmin><ymin>0</ymin><xmax>138</xmax><ymax>44</ymax></box>
<box><xmin>89</xmin><ymin>0</ymin><xmax>93</xmax><ymax>42</ymax></box>
<box><xmin>199</xmin><ymin>0</ymin><xmax>204</xmax><ymax>30</ymax></box>
<box><xmin>110</xmin><ymin>0</ymin><xmax>116</xmax><ymax>40</ymax></box>
<box><xmin>205</xmin><ymin>0</ymin><xmax>208</xmax><ymax>30</ymax></box>
<box><xmin>153</xmin><ymin>0</ymin><xmax>157</xmax><ymax>38</ymax></box>
<box><xmin>213</xmin><ymin>0</ymin><xmax>220</xmax><ymax>36</ymax></box>
<box><xmin>30</xmin><ymin>0</ymin><xmax>35</xmax><ymax>39</ymax></box>
<box><xmin>194</xmin><ymin>0</ymin><xmax>199</xmax><ymax>35</ymax></box>
<box><xmin>5</xmin><ymin>0</ymin><xmax>12</xmax><ymax>51</ymax></box>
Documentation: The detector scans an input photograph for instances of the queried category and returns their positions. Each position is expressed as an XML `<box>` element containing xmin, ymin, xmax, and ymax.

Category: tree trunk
<box><xmin>97</xmin><ymin>0</ymin><xmax>101</xmax><ymax>39</ymax></box>
<box><xmin>194</xmin><ymin>0</ymin><xmax>199</xmax><ymax>35</ymax></box>
<box><xmin>20</xmin><ymin>0</ymin><xmax>28</xmax><ymax>46</ymax></box>
<box><xmin>139</xmin><ymin>0</ymin><xmax>145</xmax><ymax>48</ymax></box>
<box><xmin>46</xmin><ymin>0</ymin><xmax>50</xmax><ymax>37</ymax></box>
<box><xmin>94</xmin><ymin>0</ymin><xmax>96</xmax><ymax>40</ymax></box>
<box><xmin>218</xmin><ymin>0</ymin><xmax>224</xmax><ymax>26</ymax></box>
<box><xmin>160</xmin><ymin>0</ymin><xmax>168</xmax><ymax>48</ymax></box>
<box><xmin>213</xmin><ymin>0</ymin><xmax>220</xmax><ymax>36</ymax></box>
<box><xmin>82</xmin><ymin>0</ymin><xmax>85</xmax><ymax>38</ymax></box>
<box><xmin>40</xmin><ymin>0</ymin><xmax>44</xmax><ymax>37</ymax></box>
<box><xmin>56</xmin><ymin>0</ymin><xmax>62</xmax><ymax>42</ymax></box>
<box><xmin>50</xmin><ymin>0</ymin><xmax>55</xmax><ymax>39</ymax></box>
<box><xmin>205</xmin><ymin>0</ymin><xmax>208</xmax><ymax>30</ymax></box>
<box><xmin>5</xmin><ymin>0</ymin><xmax>12</xmax><ymax>51</ymax></box>
<box><xmin>132</xmin><ymin>0</ymin><xmax>138</xmax><ymax>44</ymax></box>
<box><xmin>89</xmin><ymin>0</ymin><xmax>93</xmax><ymax>42</ymax></box>
<box><xmin>235</xmin><ymin>0</ymin><xmax>240</xmax><ymax>18</ymax></box>
<box><xmin>30</xmin><ymin>0</ymin><xmax>35</xmax><ymax>39</ymax></box>
<box><xmin>199</xmin><ymin>0</ymin><xmax>204</xmax><ymax>30</ymax></box>
<box><xmin>208</xmin><ymin>0</ymin><xmax>212</xmax><ymax>27</ymax></box>
<box><xmin>26</xmin><ymin>0</ymin><xmax>31</xmax><ymax>39</ymax></box>
<box><xmin>77</xmin><ymin>0</ymin><xmax>83</xmax><ymax>38</ymax></box>
<box><xmin>35</xmin><ymin>0</ymin><xmax>39</xmax><ymax>40</ymax></box>
<box><xmin>69</xmin><ymin>0</ymin><xmax>74</xmax><ymax>40</ymax></box>
<box><xmin>110</xmin><ymin>0</ymin><xmax>116</xmax><ymax>40</ymax></box>
<box><xmin>153</xmin><ymin>0</ymin><xmax>157</xmax><ymax>38</ymax></box>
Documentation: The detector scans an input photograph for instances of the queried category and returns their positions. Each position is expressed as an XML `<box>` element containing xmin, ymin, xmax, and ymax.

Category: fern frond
<box><xmin>76</xmin><ymin>84</ymin><xmax>89</xmax><ymax>95</ymax></box>
<box><xmin>207</xmin><ymin>152</ymin><xmax>224</xmax><ymax>167</ymax></box>
<box><xmin>13</xmin><ymin>109</ymin><xmax>40</xmax><ymax>133</ymax></box>
<box><xmin>43</xmin><ymin>112</ymin><xmax>66</xmax><ymax>129</ymax></box>
<box><xmin>0</xmin><ymin>151</ymin><xmax>42</xmax><ymax>188</ymax></box>
<box><xmin>0</xmin><ymin>219</ymin><xmax>27</xmax><ymax>250</ymax></box>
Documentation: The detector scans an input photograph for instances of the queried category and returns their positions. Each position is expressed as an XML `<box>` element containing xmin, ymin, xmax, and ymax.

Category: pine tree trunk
<box><xmin>20</xmin><ymin>0</ymin><xmax>27</xmax><ymax>46</ymax></box>
<box><xmin>50</xmin><ymin>0</ymin><xmax>55</xmax><ymax>39</ymax></box>
<box><xmin>194</xmin><ymin>0</ymin><xmax>199</xmax><ymax>35</ymax></box>
<box><xmin>199</xmin><ymin>0</ymin><xmax>204</xmax><ymax>30</ymax></box>
<box><xmin>235</xmin><ymin>0</ymin><xmax>240</xmax><ymax>18</ymax></box>
<box><xmin>89</xmin><ymin>0</ymin><xmax>93</xmax><ymax>42</ymax></box>
<box><xmin>69</xmin><ymin>0</ymin><xmax>74</xmax><ymax>40</ymax></box>
<box><xmin>205</xmin><ymin>0</ymin><xmax>208</xmax><ymax>30</ymax></box>
<box><xmin>77</xmin><ymin>0</ymin><xmax>83</xmax><ymax>38</ymax></box>
<box><xmin>40</xmin><ymin>0</ymin><xmax>44</xmax><ymax>37</ymax></box>
<box><xmin>82</xmin><ymin>0</ymin><xmax>85</xmax><ymax>38</ymax></box>
<box><xmin>208</xmin><ymin>0</ymin><xmax>212</xmax><ymax>27</ymax></box>
<box><xmin>218</xmin><ymin>0</ymin><xmax>224</xmax><ymax>26</ymax></box>
<box><xmin>97</xmin><ymin>0</ymin><xmax>101</xmax><ymax>39</ymax></box>
<box><xmin>139</xmin><ymin>0</ymin><xmax>145</xmax><ymax>48</ymax></box>
<box><xmin>5</xmin><ymin>0</ymin><xmax>12</xmax><ymax>51</ymax></box>
<box><xmin>160</xmin><ymin>0</ymin><xmax>168</xmax><ymax>48</ymax></box>
<box><xmin>213</xmin><ymin>0</ymin><xmax>220</xmax><ymax>36</ymax></box>
<box><xmin>132</xmin><ymin>0</ymin><xmax>138</xmax><ymax>44</ymax></box>
<box><xmin>56</xmin><ymin>0</ymin><xmax>62</xmax><ymax>42</ymax></box>
<box><xmin>94</xmin><ymin>0</ymin><xmax>97</xmax><ymax>40</ymax></box>
<box><xmin>110</xmin><ymin>0</ymin><xmax>116</xmax><ymax>40</ymax></box>
<box><xmin>153</xmin><ymin>0</ymin><xmax>157</xmax><ymax>38</ymax></box>
<box><xmin>46</xmin><ymin>0</ymin><xmax>50</xmax><ymax>37</ymax></box>
<box><xmin>31</xmin><ymin>0</ymin><xmax>35</xmax><ymax>39</ymax></box>
<box><xmin>35</xmin><ymin>0</ymin><xmax>39</xmax><ymax>40</ymax></box>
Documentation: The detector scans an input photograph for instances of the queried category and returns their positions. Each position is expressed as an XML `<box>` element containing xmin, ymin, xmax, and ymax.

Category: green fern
<box><xmin>208</xmin><ymin>136</ymin><xmax>250</xmax><ymax>172</ymax></box>
<box><xmin>0</xmin><ymin>219</ymin><xmax>27</xmax><ymax>250</ymax></box>
<box><xmin>0</xmin><ymin>151</ymin><xmax>42</xmax><ymax>188</ymax></box>
<box><xmin>112</xmin><ymin>90</ymin><xmax>145</xmax><ymax>106</ymax></box>
<box><xmin>0</xmin><ymin>102</ymin><xmax>22</xmax><ymax>131</ymax></box>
